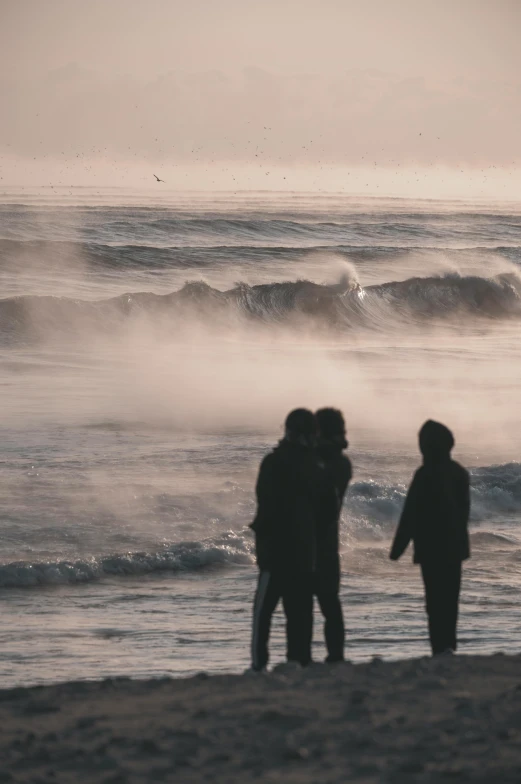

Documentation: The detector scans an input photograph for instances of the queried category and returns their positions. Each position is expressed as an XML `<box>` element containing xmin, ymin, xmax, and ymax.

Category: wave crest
<box><xmin>2</xmin><ymin>270</ymin><xmax>521</xmax><ymax>342</ymax></box>
<box><xmin>2</xmin><ymin>463</ymin><xmax>521</xmax><ymax>589</ymax></box>
<box><xmin>0</xmin><ymin>531</ymin><xmax>251</xmax><ymax>588</ymax></box>
<box><xmin>344</xmin><ymin>462</ymin><xmax>521</xmax><ymax>534</ymax></box>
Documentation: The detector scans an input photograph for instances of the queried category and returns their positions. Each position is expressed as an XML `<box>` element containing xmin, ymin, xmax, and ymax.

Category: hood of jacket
<box><xmin>419</xmin><ymin>420</ymin><xmax>454</xmax><ymax>464</ymax></box>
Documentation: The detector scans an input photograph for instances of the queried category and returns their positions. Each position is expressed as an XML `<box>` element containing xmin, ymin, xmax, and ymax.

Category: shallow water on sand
<box><xmin>2</xmin><ymin>544</ymin><xmax>521</xmax><ymax>687</ymax></box>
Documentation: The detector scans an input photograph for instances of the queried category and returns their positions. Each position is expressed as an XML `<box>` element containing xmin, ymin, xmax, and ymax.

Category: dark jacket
<box><xmin>250</xmin><ymin>439</ymin><xmax>323</xmax><ymax>574</ymax></box>
<box><xmin>315</xmin><ymin>441</ymin><xmax>352</xmax><ymax>588</ymax></box>
<box><xmin>390</xmin><ymin>458</ymin><xmax>470</xmax><ymax>564</ymax></box>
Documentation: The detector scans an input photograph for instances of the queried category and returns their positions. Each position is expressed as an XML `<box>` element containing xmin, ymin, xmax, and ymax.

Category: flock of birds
<box><xmin>0</xmin><ymin>121</ymin><xmax>519</xmax><ymax>195</ymax></box>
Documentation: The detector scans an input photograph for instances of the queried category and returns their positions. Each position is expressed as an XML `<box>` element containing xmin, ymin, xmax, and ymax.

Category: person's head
<box><xmin>419</xmin><ymin>420</ymin><xmax>454</xmax><ymax>462</ymax></box>
<box><xmin>316</xmin><ymin>407</ymin><xmax>348</xmax><ymax>449</ymax></box>
<box><xmin>284</xmin><ymin>408</ymin><xmax>317</xmax><ymax>447</ymax></box>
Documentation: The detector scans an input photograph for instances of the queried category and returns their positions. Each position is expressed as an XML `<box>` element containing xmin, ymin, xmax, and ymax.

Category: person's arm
<box><xmin>250</xmin><ymin>455</ymin><xmax>281</xmax><ymax>571</ymax></box>
<box><xmin>337</xmin><ymin>456</ymin><xmax>352</xmax><ymax>502</ymax></box>
<box><xmin>456</xmin><ymin>467</ymin><xmax>471</xmax><ymax>560</ymax></box>
<box><xmin>461</xmin><ymin>469</ymin><xmax>471</xmax><ymax>525</ymax></box>
<box><xmin>326</xmin><ymin>456</ymin><xmax>352</xmax><ymax>511</ymax></box>
<box><xmin>390</xmin><ymin>472</ymin><xmax>420</xmax><ymax>561</ymax></box>
<box><xmin>250</xmin><ymin>455</ymin><xmax>277</xmax><ymax>532</ymax></box>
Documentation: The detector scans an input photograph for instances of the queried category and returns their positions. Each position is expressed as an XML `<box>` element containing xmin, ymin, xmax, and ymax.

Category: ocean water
<box><xmin>1</xmin><ymin>188</ymin><xmax>521</xmax><ymax>687</ymax></box>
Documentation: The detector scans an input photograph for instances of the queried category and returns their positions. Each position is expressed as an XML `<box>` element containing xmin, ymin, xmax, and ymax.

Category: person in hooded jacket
<box><xmin>250</xmin><ymin>408</ymin><xmax>322</xmax><ymax>671</ymax></box>
<box><xmin>390</xmin><ymin>420</ymin><xmax>470</xmax><ymax>655</ymax></box>
<box><xmin>314</xmin><ymin>408</ymin><xmax>352</xmax><ymax>662</ymax></box>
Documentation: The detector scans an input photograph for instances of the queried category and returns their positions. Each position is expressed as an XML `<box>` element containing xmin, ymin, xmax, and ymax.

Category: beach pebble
<box><xmin>420</xmin><ymin>676</ymin><xmax>447</xmax><ymax>689</ymax></box>
<box><xmin>76</xmin><ymin>716</ymin><xmax>101</xmax><ymax>730</ymax></box>
<box><xmin>497</xmin><ymin>728</ymin><xmax>515</xmax><ymax>740</ymax></box>
<box><xmin>23</xmin><ymin>701</ymin><xmax>60</xmax><ymax>715</ymax></box>
<box><xmin>350</xmin><ymin>689</ymin><xmax>368</xmax><ymax>705</ymax></box>
<box><xmin>103</xmin><ymin>774</ymin><xmax>127</xmax><ymax>784</ymax></box>
<box><xmin>284</xmin><ymin>745</ymin><xmax>310</xmax><ymax>761</ymax></box>
<box><xmin>139</xmin><ymin>739</ymin><xmax>160</xmax><ymax>754</ymax></box>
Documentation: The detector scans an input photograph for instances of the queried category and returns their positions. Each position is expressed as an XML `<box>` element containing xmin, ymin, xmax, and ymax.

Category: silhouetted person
<box><xmin>250</xmin><ymin>409</ymin><xmax>321</xmax><ymax>670</ymax></box>
<box><xmin>390</xmin><ymin>420</ymin><xmax>470</xmax><ymax>655</ymax></box>
<box><xmin>314</xmin><ymin>408</ymin><xmax>352</xmax><ymax>662</ymax></box>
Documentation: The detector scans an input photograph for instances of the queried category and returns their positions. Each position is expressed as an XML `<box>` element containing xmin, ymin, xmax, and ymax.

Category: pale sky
<box><xmin>2</xmin><ymin>0</ymin><xmax>521</xmax><ymax>81</ymax></box>
<box><xmin>1</xmin><ymin>0</ymin><xmax>520</xmax><ymax>195</ymax></box>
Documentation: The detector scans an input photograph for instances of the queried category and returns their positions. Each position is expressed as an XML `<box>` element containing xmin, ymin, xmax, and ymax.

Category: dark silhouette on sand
<box><xmin>153</xmin><ymin>174</ymin><xmax>165</xmax><ymax>182</ymax></box>
<box><xmin>390</xmin><ymin>420</ymin><xmax>470</xmax><ymax>655</ymax></box>
<box><xmin>250</xmin><ymin>409</ymin><xmax>322</xmax><ymax>670</ymax></box>
<box><xmin>314</xmin><ymin>408</ymin><xmax>352</xmax><ymax>662</ymax></box>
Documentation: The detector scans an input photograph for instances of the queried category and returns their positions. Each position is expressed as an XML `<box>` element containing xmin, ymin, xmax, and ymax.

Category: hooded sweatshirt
<box><xmin>390</xmin><ymin>421</ymin><xmax>470</xmax><ymax>564</ymax></box>
<box><xmin>250</xmin><ymin>436</ymin><xmax>323</xmax><ymax>574</ymax></box>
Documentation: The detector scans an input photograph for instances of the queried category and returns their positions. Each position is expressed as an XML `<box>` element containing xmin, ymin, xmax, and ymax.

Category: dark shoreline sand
<box><xmin>2</xmin><ymin>654</ymin><xmax>521</xmax><ymax>783</ymax></box>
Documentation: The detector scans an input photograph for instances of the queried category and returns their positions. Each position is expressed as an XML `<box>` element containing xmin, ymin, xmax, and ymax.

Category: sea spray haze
<box><xmin>1</xmin><ymin>191</ymin><xmax>521</xmax><ymax>684</ymax></box>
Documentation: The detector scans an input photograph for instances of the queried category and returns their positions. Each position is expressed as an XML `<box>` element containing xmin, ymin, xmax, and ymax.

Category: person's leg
<box><xmin>315</xmin><ymin>588</ymin><xmax>345</xmax><ymax>662</ymax></box>
<box><xmin>445</xmin><ymin>561</ymin><xmax>462</xmax><ymax>652</ymax></box>
<box><xmin>251</xmin><ymin>571</ymin><xmax>280</xmax><ymax>671</ymax></box>
<box><xmin>282</xmin><ymin>573</ymin><xmax>313</xmax><ymax>666</ymax></box>
<box><xmin>421</xmin><ymin>562</ymin><xmax>445</xmax><ymax>655</ymax></box>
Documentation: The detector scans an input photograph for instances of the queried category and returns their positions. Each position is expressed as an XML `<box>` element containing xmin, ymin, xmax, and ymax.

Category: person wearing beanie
<box><xmin>314</xmin><ymin>408</ymin><xmax>352</xmax><ymax>662</ymax></box>
<box><xmin>250</xmin><ymin>408</ymin><xmax>323</xmax><ymax>671</ymax></box>
<box><xmin>390</xmin><ymin>420</ymin><xmax>470</xmax><ymax>655</ymax></box>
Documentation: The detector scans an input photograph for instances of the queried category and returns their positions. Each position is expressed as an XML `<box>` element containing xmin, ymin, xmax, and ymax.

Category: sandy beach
<box><xmin>1</xmin><ymin>654</ymin><xmax>520</xmax><ymax>783</ymax></box>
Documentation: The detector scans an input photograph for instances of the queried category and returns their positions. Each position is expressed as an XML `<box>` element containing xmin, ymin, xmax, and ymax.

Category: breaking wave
<box><xmin>0</xmin><ymin>531</ymin><xmax>252</xmax><ymax>589</ymax></box>
<box><xmin>2</xmin><ymin>463</ymin><xmax>521</xmax><ymax>589</ymax></box>
<box><xmin>344</xmin><ymin>462</ymin><xmax>521</xmax><ymax>539</ymax></box>
<box><xmin>2</xmin><ymin>270</ymin><xmax>521</xmax><ymax>342</ymax></box>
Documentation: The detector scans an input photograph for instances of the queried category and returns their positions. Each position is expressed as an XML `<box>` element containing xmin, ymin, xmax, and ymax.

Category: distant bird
<box><xmin>153</xmin><ymin>174</ymin><xmax>165</xmax><ymax>183</ymax></box>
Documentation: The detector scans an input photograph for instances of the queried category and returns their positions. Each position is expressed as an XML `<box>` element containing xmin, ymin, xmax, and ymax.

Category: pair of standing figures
<box><xmin>250</xmin><ymin>411</ymin><xmax>470</xmax><ymax>670</ymax></box>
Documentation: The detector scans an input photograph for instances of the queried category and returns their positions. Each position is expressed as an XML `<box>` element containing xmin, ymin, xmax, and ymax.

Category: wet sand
<box><xmin>1</xmin><ymin>654</ymin><xmax>521</xmax><ymax>783</ymax></box>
